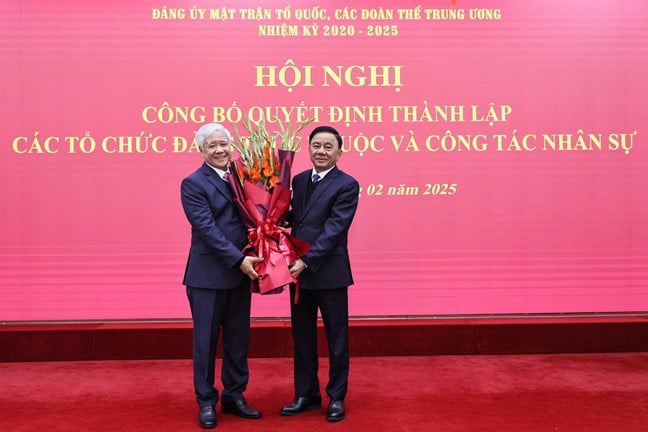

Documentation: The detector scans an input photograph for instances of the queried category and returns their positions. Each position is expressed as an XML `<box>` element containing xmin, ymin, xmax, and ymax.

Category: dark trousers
<box><xmin>289</xmin><ymin>285</ymin><xmax>349</xmax><ymax>401</ymax></box>
<box><xmin>186</xmin><ymin>284</ymin><xmax>251</xmax><ymax>408</ymax></box>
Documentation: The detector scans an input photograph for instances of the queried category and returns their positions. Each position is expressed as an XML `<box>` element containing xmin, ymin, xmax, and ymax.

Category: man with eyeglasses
<box><xmin>181</xmin><ymin>123</ymin><xmax>263</xmax><ymax>429</ymax></box>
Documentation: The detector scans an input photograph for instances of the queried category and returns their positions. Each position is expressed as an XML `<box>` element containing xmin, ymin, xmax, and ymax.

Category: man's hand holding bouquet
<box><xmin>226</xmin><ymin>116</ymin><xmax>314</xmax><ymax>295</ymax></box>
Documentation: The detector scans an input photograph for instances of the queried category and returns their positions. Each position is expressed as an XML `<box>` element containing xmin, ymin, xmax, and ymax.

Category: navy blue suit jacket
<box><xmin>291</xmin><ymin>166</ymin><xmax>360</xmax><ymax>290</ymax></box>
<box><xmin>181</xmin><ymin>163</ymin><xmax>247</xmax><ymax>289</ymax></box>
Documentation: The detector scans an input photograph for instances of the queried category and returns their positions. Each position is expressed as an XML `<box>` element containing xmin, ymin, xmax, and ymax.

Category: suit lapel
<box><xmin>301</xmin><ymin>167</ymin><xmax>338</xmax><ymax>219</ymax></box>
<box><xmin>295</xmin><ymin>172</ymin><xmax>309</xmax><ymax>210</ymax></box>
<box><xmin>201</xmin><ymin>163</ymin><xmax>233</xmax><ymax>203</ymax></box>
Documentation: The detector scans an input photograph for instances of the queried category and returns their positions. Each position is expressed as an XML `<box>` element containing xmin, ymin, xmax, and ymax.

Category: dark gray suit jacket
<box><xmin>291</xmin><ymin>166</ymin><xmax>360</xmax><ymax>290</ymax></box>
<box><xmin>181</xmin><ymin>163</ymin><xmax>247</xmax><ymax>289</ymax></box>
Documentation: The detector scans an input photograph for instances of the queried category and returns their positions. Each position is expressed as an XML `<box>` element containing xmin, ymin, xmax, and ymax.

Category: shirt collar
<box><xmin>205</xmin><ymin>163</ymin><xmax>229</xmax><ymax>180</ymax></box>
<box><xmin>311</xmin><ymin>166</ymin><xmax>335</xmax><ymax>180</ymax></box>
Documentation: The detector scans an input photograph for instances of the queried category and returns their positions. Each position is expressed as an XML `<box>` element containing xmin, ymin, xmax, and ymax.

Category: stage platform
<box><xmin>2</xmin><ymin>314</ymin><xmax>647</xmax><ymax>362</ymax></box>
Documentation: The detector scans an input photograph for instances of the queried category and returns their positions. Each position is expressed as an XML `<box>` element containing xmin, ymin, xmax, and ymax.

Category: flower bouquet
<box><xmin>227</xmin><ymin>115</ymin><xmax>314</xmax><ymax>295</ymax></box>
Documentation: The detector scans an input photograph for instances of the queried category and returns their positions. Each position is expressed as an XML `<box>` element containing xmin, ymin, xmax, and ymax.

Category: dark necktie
<box><xmin>305</xmin><ymin>173</ymin><xmax>321</xmax><ymax>203</ymax></box>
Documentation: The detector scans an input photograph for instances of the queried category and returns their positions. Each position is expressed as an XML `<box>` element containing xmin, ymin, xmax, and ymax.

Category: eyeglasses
<box><xmin>204</xmin><ymin>140</ymin><xmax>230</xmax><ymax>149</ymax></box>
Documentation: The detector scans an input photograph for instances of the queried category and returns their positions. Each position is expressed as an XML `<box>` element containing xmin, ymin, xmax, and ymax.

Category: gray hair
<box><xmin>195</xmin><ymin>123</ymin><xmax>232</xmax><ymax>150</ymax></box>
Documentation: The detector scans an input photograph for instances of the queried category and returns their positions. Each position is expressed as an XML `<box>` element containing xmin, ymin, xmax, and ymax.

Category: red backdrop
<box><xmin>1</xmin><ymin>0</ymin><xmax>647</xmax><ymax>320</ymax></box>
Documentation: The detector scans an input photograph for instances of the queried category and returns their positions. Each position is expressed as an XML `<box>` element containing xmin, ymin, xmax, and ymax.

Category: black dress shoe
<box><xmin>221</xmin><ymin>399</ymin><xmax>262</xmax><ymax>419</ymax></box>
<box><xmin>327</xmin><ymin>400</ymin><xmax>345</xmax><ymax>422</ymax></box>
<box><xmin>280</xmin><ymin>396</ymin><xmax>322</xmax><ymax>416</ymax></box>
<box><xmin>198</xmin><ymin>406</ymin><xmax>217</xmax><ymax>429</ymax></box>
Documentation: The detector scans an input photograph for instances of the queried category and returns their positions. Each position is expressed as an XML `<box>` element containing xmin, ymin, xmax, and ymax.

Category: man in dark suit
<box><xmin>181</xmin><ymin>123</ymin><xmax>263</xmax><ymax>429</ymax></box>
<box><xmin>280</xmin><ymin>125</ymin><xmax>360</xmax><ymax>422</ymax></box>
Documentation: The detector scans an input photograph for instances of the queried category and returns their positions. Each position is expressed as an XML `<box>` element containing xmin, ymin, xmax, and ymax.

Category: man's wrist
<box><xmin>235</xmin><ymin>256</ymin><xmax>245</xmax><ymax>268</ymax></box>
